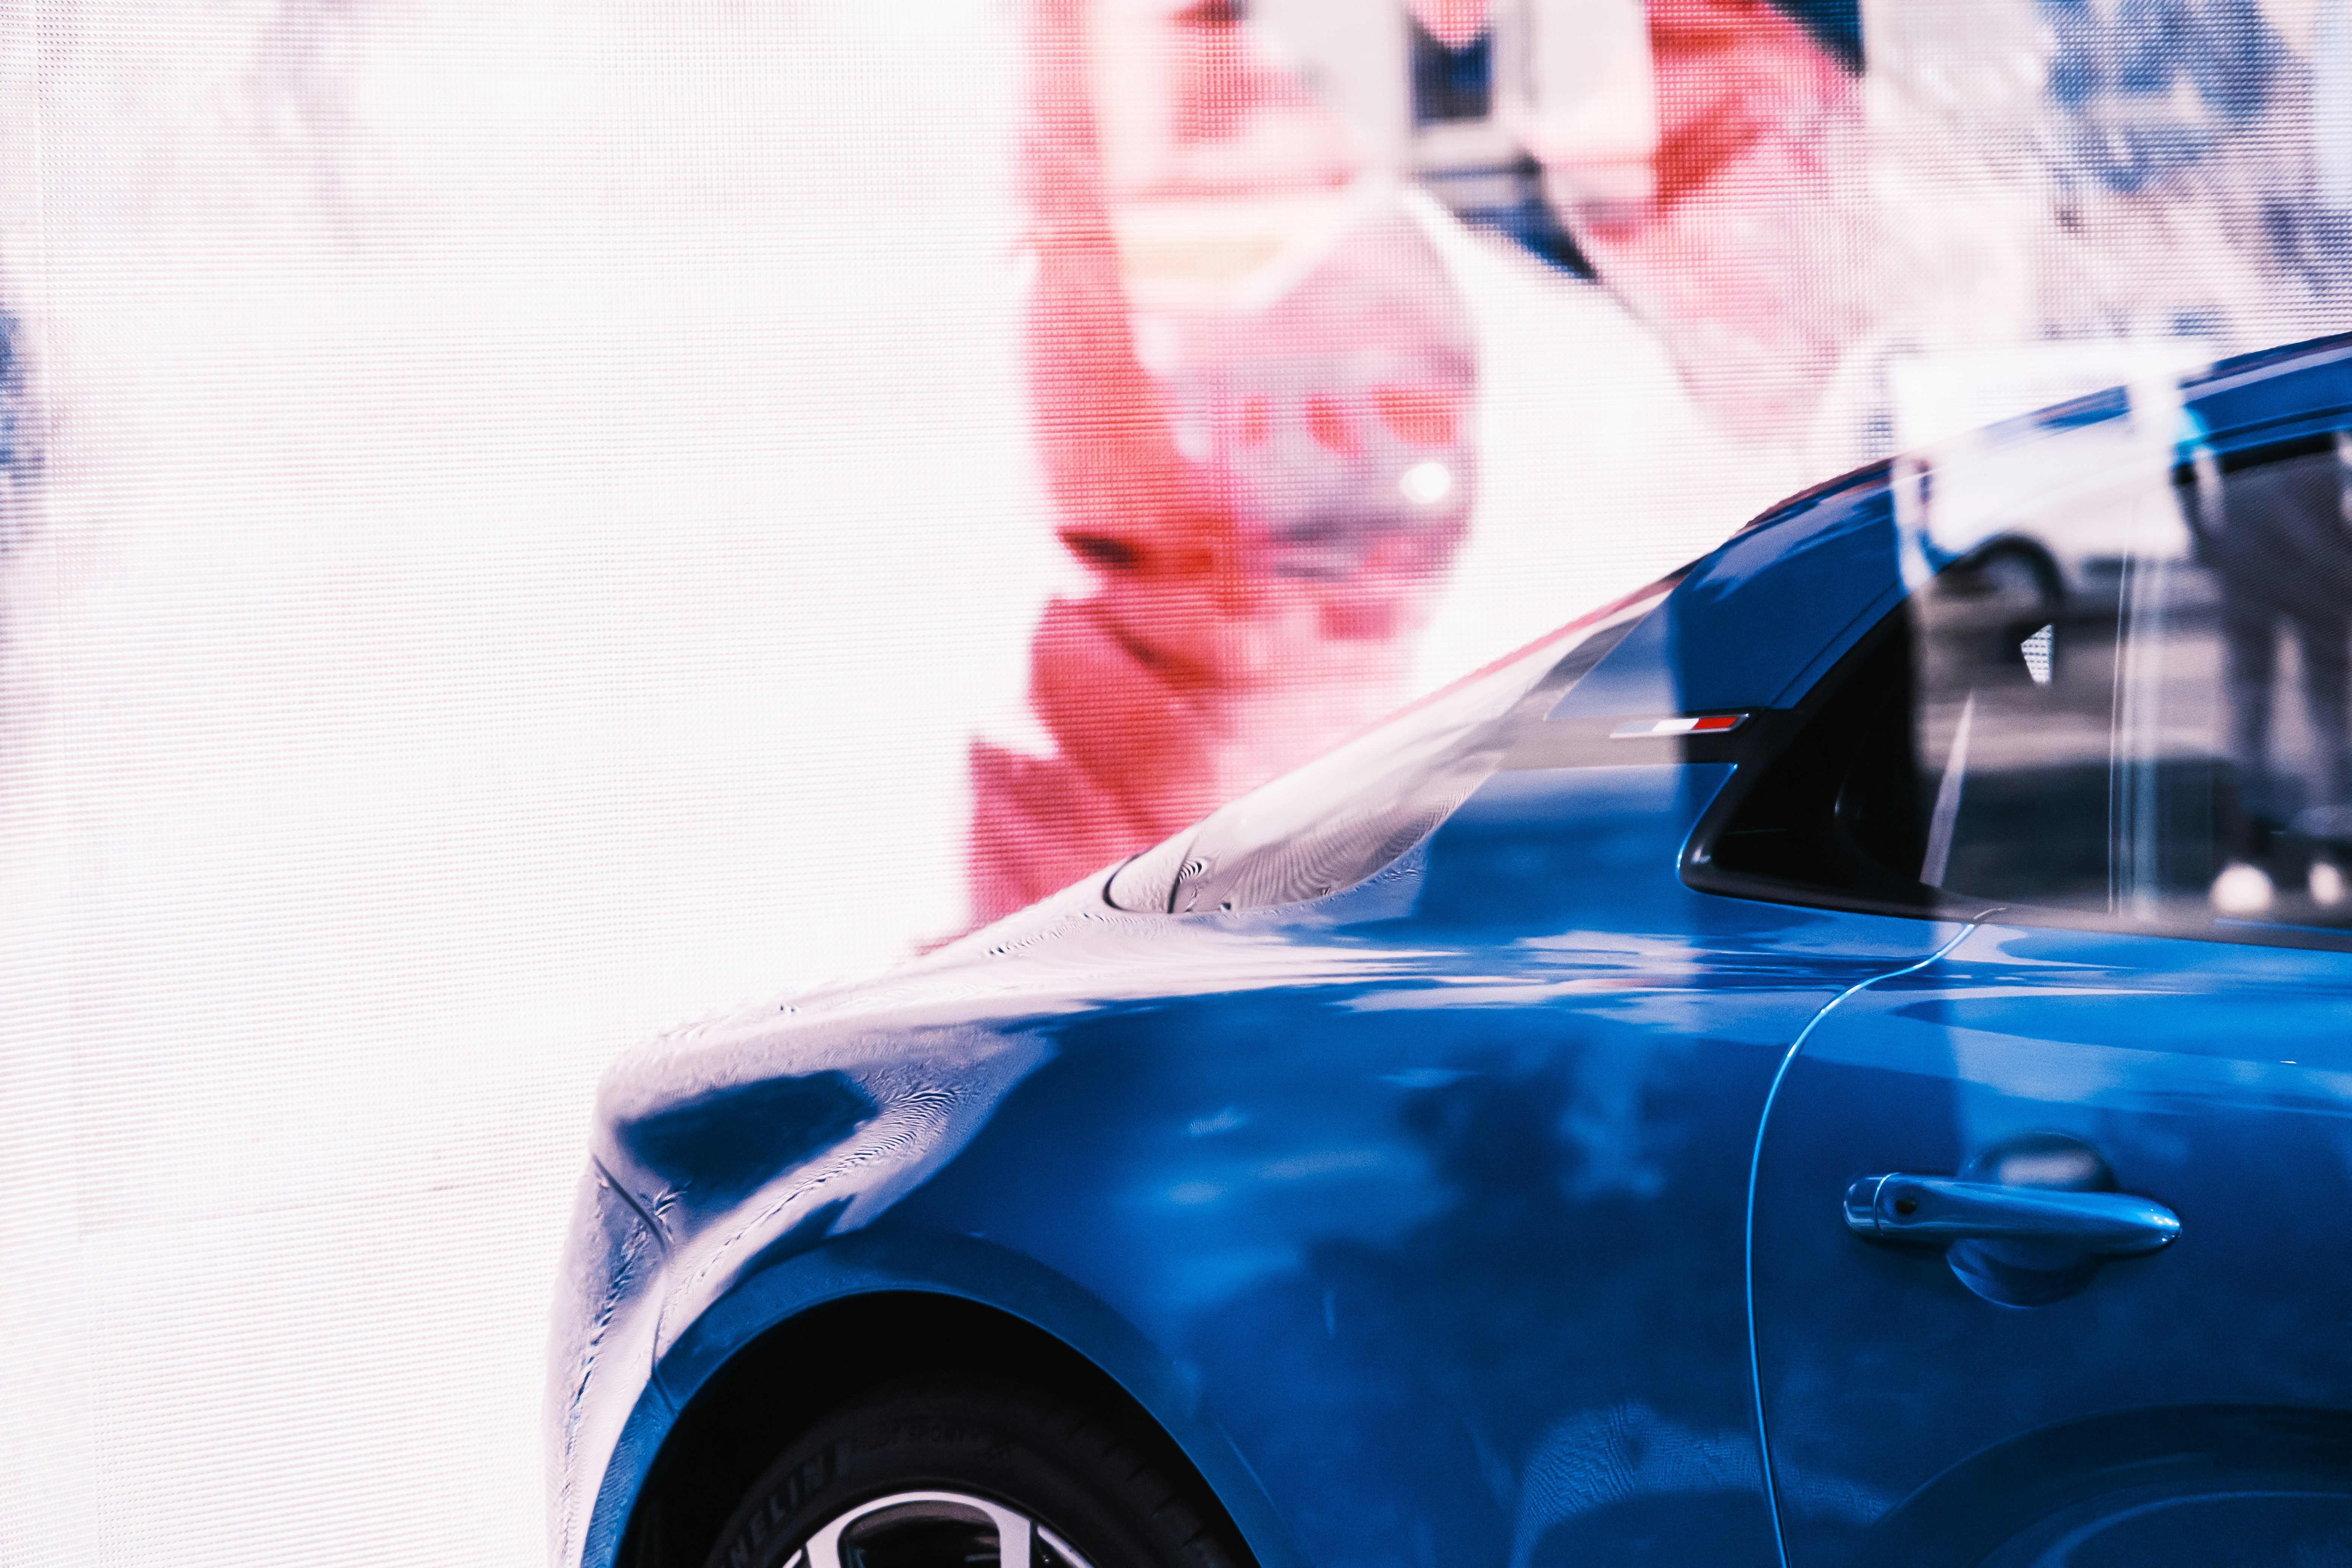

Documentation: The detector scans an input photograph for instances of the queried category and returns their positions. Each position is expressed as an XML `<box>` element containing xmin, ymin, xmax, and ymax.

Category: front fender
<box><xmin>582</xmin><ymin>1230</ymin><xmax>1305</xmax><ymax>1568</ymax></box>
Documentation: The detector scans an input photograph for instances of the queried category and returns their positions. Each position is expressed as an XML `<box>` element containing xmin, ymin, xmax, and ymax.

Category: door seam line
<box><xmin>1743</xmin><ymin>920</ymin><xmax>1980</xmax><ymax>1568</ymax></box>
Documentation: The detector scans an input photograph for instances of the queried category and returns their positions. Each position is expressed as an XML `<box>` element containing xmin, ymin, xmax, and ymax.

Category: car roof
<box><xmin>1553</xmin><ymin>329</ymin><xmax>2352</xmax><ymax>720</ymax></box>
<box><xmin>1551</xmin><ymin>460</ymin><xmax>1902</xmax><ymax>718</ymax></box>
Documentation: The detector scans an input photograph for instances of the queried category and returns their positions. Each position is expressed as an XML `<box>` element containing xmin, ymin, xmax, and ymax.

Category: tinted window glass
<box><xmin>2114</xmin><ymin>437</ymin><xmax>2352</xmax><ymax>925</ymax></box>
<box><xmin>1705</xmin><ymin>379</ymin><xmax>2352</xmax><ymax>946</ymax></box>
<box><xmin>1905</xmin><ymin>420</ymin><xmax>2150</xmax><ymax>913</ymax></box>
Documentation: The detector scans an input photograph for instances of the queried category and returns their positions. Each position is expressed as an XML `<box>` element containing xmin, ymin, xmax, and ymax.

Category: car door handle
<box><xmin>1843</xmin><ymin>1174</ymin><xmax>2180</xmax><ymax>1256</ymax></box>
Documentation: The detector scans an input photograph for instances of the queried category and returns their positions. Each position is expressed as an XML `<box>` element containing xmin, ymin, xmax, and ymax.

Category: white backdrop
<box><xmin>0</xmin><ymin>3</ymin><xmax>1774</xmax><ymax>1564</ymax></box>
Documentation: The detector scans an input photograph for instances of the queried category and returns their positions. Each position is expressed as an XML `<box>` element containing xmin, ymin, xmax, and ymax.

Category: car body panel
<box><xmin>551</xmin><ymin>335</ymin><xmax>2352</xmax><ymax>1568</ymax></box>
<box><xmin>878</xmin><ymin>767</ymin><xmax>1960</xmax><ymax>1568</ymax></box>
<box><xmin>1752</xmin><ymin>920</ymin><xmax>2352</xmax><ymax>1566</ymax></box>
<box><xmin>556</xmin><ymin>755</ymin><xmax>1960</xmax><ymax>1568</ymax></box>
<box><xmin>580</xmin><ymin>1230</ymin><xmax>1317</xmax><ymax>1568</ymax></box>
<box><xmin>1547</xmin><ymin>465</ymin><xmax>1900</xmax><ymax>722</ymax></box>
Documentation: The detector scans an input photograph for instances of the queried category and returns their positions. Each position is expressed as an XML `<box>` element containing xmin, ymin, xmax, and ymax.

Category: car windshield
<box><xmin>1105</xmin><ymin>579</ymin><xmax>1674</xmax><ymax>914</ymax></box>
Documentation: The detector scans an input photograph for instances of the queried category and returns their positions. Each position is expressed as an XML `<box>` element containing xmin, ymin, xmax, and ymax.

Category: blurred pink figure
<box><xmin>1548</xmin><ymin>0</ymin><xmax>1881</xmax><ymax>448</ymax></box>
<box><xmin>968</xmin><ymin>0</ymin><xmax>1480</xmax><ymax>926</ymax></box>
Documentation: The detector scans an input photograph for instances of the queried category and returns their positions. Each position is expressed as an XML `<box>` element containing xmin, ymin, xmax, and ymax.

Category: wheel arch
<box><xmin>612</xmin><ymin>1280</ymin><xmax>1279</xmax><ymax>1568</ymax></box>
<box><xmin>1842</xmin><ymin>1403</ymin><xmax>2352</xmax><ymax>1568</ymax></box>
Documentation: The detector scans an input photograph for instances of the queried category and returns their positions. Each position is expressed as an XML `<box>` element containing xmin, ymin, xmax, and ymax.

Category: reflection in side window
<box><xmin>1906</xmin><ymin>430</ymin><xmax>2159</xmax><ymax>914</ymax></box>
<box><xmin>1909</xmin><ymin>421</ymin><xmax>2352</xmax><ymax>931</ymax></box>
<box><xmin>1705</xmin><ymin>376</ymin><xmax>2352</xmax><ymax>946</ymax></box>
<box><xmin>2125</xmin><ymin>436</ymin><xmax>2351</xmax><ymax>920</ymax></box>
<box><xmin>1913</xmin><ymin>406</ymin><xmax>2352</xmax><ymax>935</ymax></box>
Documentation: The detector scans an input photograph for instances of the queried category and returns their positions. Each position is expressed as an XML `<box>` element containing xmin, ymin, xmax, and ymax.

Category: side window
<box><xmin>1906</xmin><ymin>443</ymin><xmax>2143</xmax><ymax>916</ymax></box>
<box><xmin>1698</xmin><ymin>401</ymin><xmax>2352</xmax><ymax>947</ymax></box>
<box><xmin>2118</xmin><ymin>435</ymin><xmax>2352</xmax><ymax>926</ymax></box>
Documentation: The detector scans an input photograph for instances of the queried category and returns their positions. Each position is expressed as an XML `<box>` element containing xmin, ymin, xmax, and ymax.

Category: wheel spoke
<box><xmin>795</xmin><ymin>1488</ymin><xmax>1044</xmax><ymax>1568</ymax></box>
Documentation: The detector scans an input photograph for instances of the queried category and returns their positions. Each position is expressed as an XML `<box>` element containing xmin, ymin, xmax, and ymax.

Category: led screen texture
<box><xmin>0</xmin><ymin>0</ymin><xmax>2346</xmax><ymax>1563</ymax></box>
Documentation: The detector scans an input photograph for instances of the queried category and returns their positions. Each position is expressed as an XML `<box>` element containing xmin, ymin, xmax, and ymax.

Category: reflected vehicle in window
<box><xmin>549</xmin><ymin>337</ymin><xmax>2352</xmax><ymax>1568</ymax></box>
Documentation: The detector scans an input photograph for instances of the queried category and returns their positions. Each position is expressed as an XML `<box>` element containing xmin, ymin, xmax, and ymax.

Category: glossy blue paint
<box><xmin>552</xmin><ymin>757</ymin><xmax>1955</xmax><ymax>1568</ymax></box>
<box><xmin>881</xmin><ymin>771</ymin><xmax>1953</xmax><ymax>1568</ymax></box>
<box><xmin>1550</xmin><ymin>465</ymin><xmax>1901</xmax><ymax>722</ymax></box>
<box><xmin>1741</xmin><ymin>924</ymin><xmax>1978</xmax><ymax>1568</ymax></box>
<box><xmin>548</xmin><ymin>334</ymin><xmax>2352</xmax><ymax>1568</ymax></box>
<box><xmin>1751</xmin><ymin>920</ymin><xmax>2352</xmax><ymax>1567</ymax></box>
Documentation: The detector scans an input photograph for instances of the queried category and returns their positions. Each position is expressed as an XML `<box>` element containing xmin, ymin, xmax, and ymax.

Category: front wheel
<box><xmin>701</xmin><ymin>1376</ymin><xmax>1248</xmax><ymax>1568</ymax></box>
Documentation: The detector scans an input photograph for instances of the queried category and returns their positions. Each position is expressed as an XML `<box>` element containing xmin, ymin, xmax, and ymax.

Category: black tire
<box><xmin>700</xmin><ymin>1375</ymin><xmax>1250</xmax><ymax>1568</ymax></box>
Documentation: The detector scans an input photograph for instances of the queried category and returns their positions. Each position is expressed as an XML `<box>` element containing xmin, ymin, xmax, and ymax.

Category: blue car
<box><xmin>548</xmin><ymin>336</ymin><xmax>2352</xmax><ymax>1568</ymax></box>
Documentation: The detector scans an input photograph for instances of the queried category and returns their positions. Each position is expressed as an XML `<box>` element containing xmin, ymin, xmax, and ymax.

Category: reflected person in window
<box><xmin>2189</xmin><ymin>439</ymin><xmax>2352</xmax><ymax>913</ymax></box>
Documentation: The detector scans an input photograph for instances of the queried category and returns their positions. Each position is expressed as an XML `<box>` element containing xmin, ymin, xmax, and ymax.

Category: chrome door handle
<box><xmin>1844</xmin><ymin>1173</ymin><xmax>2180</xmax><ymax>1257</ymax></box>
